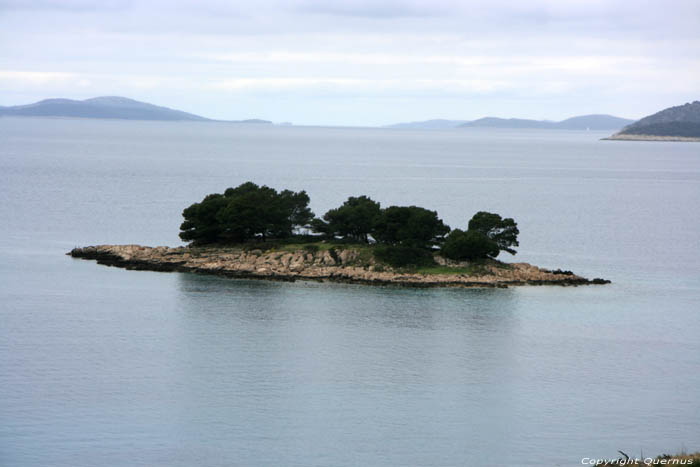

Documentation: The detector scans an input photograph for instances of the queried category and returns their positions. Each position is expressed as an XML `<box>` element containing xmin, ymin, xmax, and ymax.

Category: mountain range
<box><xmin>387</xmin><ymin>114</ymin><xmax>634</xmax><ymax>130</ymax></box>
<box><xmin>9</xmin><ymin>96</ymin><xmax>695</xmax><ymax>137</ymax></box>
<box><xmin>0</xmin><ymin>96</ymin><xmax>271</xmax><ymax>123</ymax></box>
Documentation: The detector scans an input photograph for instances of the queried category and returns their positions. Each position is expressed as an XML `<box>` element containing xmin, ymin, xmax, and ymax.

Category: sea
<box><xmin>1</xmin><ymin>117</ymin><xmax>699</xmax><ymax>467</ymax></box>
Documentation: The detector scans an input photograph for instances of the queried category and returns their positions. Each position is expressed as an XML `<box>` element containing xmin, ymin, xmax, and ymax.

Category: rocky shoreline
<box><xmin>603</xmin><ymin>134</ymin><xmax>700</xmax><ymax>142</ymax></box>
<box><xmin>69</xmin><ymin>245</ymin><xmax>610</xmax><ymax>288</ymax></box>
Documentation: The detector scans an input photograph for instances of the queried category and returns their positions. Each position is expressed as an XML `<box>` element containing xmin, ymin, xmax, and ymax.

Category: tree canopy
<box><xmin>441</xmin><ymin>229</ymin><xmax>500</xmax><ymax>261</ymax></box>
<box><xmin>441</xmin><ymin>211</ymin><xmax>519</xmax><ymax>261</ymax></box>
<box><xmin>372</xmin><ymin>205</ymin><xmax>450</xmax><ymax>248</ymax></box>
<box><xmin>179</xmin><ymin>182</ymin><xmax>313</xmax><ymax>244</ymax></box>
<box><xmin>179</xmin><ymin>183</ymin><xmax>519</xmax><ymax>268</ymax></box>
<box><xmin>311</xmin><ymin>199</ymin><xmax>449</xmax><ymax>250</ymax></box>
<box><xmin>315</xmin><ymin>195</ymin><xmax>381</xmax><ymax>243</ymax></box>
<box><xmin>467</xmin><ymin>211</ymin><xmax>519</xmax><ymax>255</ymax></box>
<box><xmin>309</xmin><ymin>201</ymin><xmax>450</xmax><ymax>267</ymax></box>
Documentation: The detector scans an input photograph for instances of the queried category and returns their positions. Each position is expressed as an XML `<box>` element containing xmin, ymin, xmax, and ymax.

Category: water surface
<box><xmin>1</xmin><ymin>118</ymin><xmax>699</xmax><ymax>466</ymax></box>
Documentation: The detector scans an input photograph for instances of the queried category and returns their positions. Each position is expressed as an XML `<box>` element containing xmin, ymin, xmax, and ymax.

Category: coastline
<box><xmin>69</xmin><ymin>244</ymin><xmax>610</xmax><ymax>288</ymax></box>
<box><xmin>603</xmin><ymin>134</ymin><xmax>700</xmax><ymax>142</ymax></box>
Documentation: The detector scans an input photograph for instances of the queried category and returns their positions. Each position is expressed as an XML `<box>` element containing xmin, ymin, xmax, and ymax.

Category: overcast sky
<box><xmin>1</xmin><ymin>0</ymin><xmax>699</xmax><ymax>126</ymax></box>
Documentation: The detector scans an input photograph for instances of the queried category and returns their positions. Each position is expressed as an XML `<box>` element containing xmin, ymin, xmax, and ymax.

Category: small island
<box><xmin>70</xmin><ymin>182</ymin><xmax>610</xmax><ymax>288</ymax></box>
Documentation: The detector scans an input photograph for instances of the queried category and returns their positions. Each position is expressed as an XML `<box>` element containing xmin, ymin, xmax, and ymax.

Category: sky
<box><xmin>1</xmin><ymin>0</ymin><xmax>699</xmax><ymax>126</ymax></box>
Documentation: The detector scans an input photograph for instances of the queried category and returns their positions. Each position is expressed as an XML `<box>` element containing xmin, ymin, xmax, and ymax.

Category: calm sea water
<box><xmin>1</xmin><ymin>118</ymin><xmax>699</xmax><ymax>467</ymax></box>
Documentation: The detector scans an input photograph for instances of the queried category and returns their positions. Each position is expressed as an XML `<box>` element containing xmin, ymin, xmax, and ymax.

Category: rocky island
<box><xmin>70</xmin><ymin>182</ymin><xmax>610</xmax><ymax>288</ymax></box>
<box><xmin>69</xmin><ymin>244</ymin><xmax>609</xmax><ymax>288</ymax></box>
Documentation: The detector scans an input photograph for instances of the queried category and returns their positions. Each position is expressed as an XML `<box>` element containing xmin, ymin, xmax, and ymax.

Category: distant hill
<box><xmin>460</xmin><ymin>117</ymin><xmax>554</xmax><ymax>129</ymax></box>
<box><xmin>387</xmin><ymin>114</ymin><xmax>632</xmax><ymax>130</ymax></box>
<box><xmin>235</xmin><ymin>119</ymin><xmax>273</xmax><ymax>124</ymax></box>
<box><xmin>608</xmin><ymin>101</ymin><xmax>700</xmax><ymax>140</ymax></box>
<box><xmin>458</xmin><ymin>114</ymin><xmax>633</xmax><ymax>130</ymax></box>
<box><xmin>0</xmin><ymin>96</ymin><xmax>272</xmax><ymax>123</ymax></box>
<box><xmin>556</xmin><ymin>114</ymin><xmax>636</xmax><ymax>130</ymax></box>
<box><xmin>385</xmin><ymin>119</ymin><xmax>469</xmax><ymax>129</ymax></box>
<box><xmin>0</xmin><ymin>96</ymin><xmax>210</xmax><ymax>121</ymax></box>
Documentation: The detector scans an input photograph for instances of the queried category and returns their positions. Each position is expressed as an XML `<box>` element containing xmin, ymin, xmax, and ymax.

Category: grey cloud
<box><xmin>0</xmin><ymin>0</ymin><xmax>698</xmax><ymax>125</ymax></box>
<box><xmin>0</xmin><ymin>0</ymin><xmax>131</xmax><ymax>12</ymax></box>
<box><xmin>3</xmin><ymin>0</ymin><xmax>698</xmax><ymax>39</ymax></box>
<box><xmin>294</xmin><ymin>0</ymin><xmax>450</xmax><ymax>18</ymax></box>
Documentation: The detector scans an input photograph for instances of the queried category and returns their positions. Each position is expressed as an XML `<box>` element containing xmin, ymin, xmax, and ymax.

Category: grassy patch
<box><xmin>352</xmin><ymin>247</ymin><xmax>375</xmax><ymax>268</ymax></box>
<box><xmin>415</xmin><ymin>259</ymin><xmax>510</xmax><ymax>276</ymax></box>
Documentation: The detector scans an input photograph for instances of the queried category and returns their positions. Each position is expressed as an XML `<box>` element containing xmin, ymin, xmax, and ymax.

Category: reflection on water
<box><xmin>176</xmin><ymin>273</ymin><xmax>519</xmax><ymax>327</ymax></box>
<box><xmin>172</xmin><ymin>273</ymin><xmax>525</xmax><ymax>466</ymax></box>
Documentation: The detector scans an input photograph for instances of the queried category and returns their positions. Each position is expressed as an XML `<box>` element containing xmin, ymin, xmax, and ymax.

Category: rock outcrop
<box><xmin>68</xmin><ymin>245</ymin><xmax>610</xmax><ymax>288</ymax></box>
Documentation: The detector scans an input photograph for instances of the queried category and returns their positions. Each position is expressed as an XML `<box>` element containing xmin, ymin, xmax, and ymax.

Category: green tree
<box><xmin>373</xmin><ymin>206</ymin><xmax>450</xmax><ymax>248</ymax></box>
<box><xmin>216</xmin><ymin>184</ymin><xmax>278</xmax><ymax>242</ymax></box>
<box><xmin>316</xmin><ymin>195</ymin><xmax>381</xmax><ymax>242</ymax></box>
<box><xmin>281</xmin><ymin>190</ymin><xmax>314</xmax><ymax>232</ymax></box>
<box><xmin>179</xmin><ymin>182</ymin><xmax>313</xmax><ymax>244</ymax></box>
<box><xmin>441</xmin><ymin>229</ymin><xmax>500</xmax><ymax>261</ymax></box>
<box><xmin>309</xmin><ymin>217</ymin><xmax>333</xmax><ymax>240</ymax></box>
<box><xmin>179</xmin><ymin>193</ymin><xmax>229</xmax><ymax>244</ymax></box>
<box><xmin>467</xmin><ymin>211</ymin><xmax>519</xmax><ymax>255</ymax></box>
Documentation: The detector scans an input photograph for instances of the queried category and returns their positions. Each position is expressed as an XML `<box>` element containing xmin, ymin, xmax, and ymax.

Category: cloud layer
<box><xmin>1</xmin><ymin>0</ymin><xmax>699</xmax><ymax>125</ymax></box>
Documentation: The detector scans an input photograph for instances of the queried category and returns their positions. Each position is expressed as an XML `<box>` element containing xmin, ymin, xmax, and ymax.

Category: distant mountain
<box><xmin>460</xmin><ymin>117</ymin><xmax>555</xmax><ymax>129</ymax></box>
<box><xmin>458</xmin><ymin>114</ymin><xmax>633</xmax><ymax>130</ymax></box>
<box><xmin>0</xmin><ymin>96</ymin><xmax>210</xmax><ymax>121</ymax></box>
<box><xmin>0</xmin><ymin>96</ymin><xmax>273</xmax><ymax>123</ymax></box>
<box><xmin>236</xmin><ymin>119</ymin><xmax>273</xmax><ymax>124</ymax></box>
<box><xmin>608</xmin><ymin>101</ymin><xmax>700</xmax><ymax>140</ymax></box>
<box><xmin>556</xmin><ymin>114</ymin><xmax>635</xmax><ymax>130</ymax></box>
<box><xmin>385</xmin><ymin>119</ymin><xmax>469</xmax><ymax>129</ymax></box>
<box><xmin>387</xmin><ymin>114</ymin><xmax>632</xmax><ymax>130</ymax></box>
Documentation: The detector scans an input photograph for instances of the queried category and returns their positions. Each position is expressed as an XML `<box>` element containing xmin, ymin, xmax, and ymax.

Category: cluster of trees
<box><xmin>179</xmin><ymin>182</ymin><xmax>313</xmax><ymax>243</ymax></box>
<box><xmin>312</xmin><ymin>196</ymin><xmax>449</xmax><ymax>249</ymax></box>
<box><xmin>441</xmin><ymin>212</ymin><xmax>519</xmax><ymax>261</ymax></box>
<box><xmin>180</xmin><ymin>182</ymin><xmax>519</xmax><ymax>266</ymax></box>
